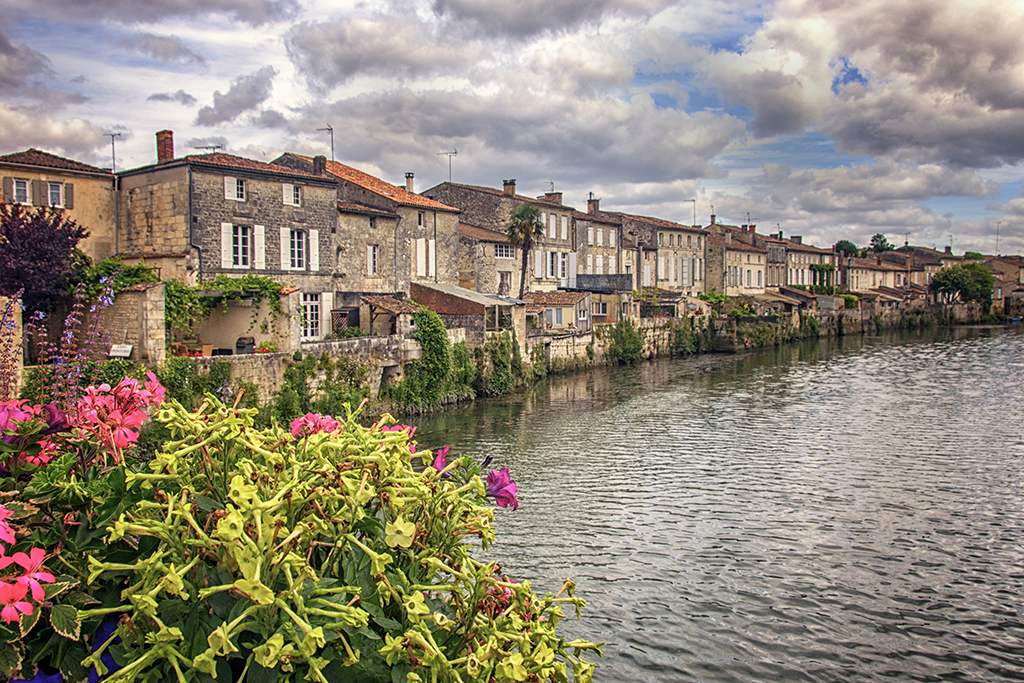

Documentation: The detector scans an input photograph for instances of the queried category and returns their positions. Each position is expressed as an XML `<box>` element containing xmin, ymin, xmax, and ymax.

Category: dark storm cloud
<box><xmin>0</xmin><ymin>31</ymin><xmax>54</xmax><ymax>93</ymax></box>
<box><xmin>147</xmin><ymin>90</ymin><xmax>198</xmax><ymax>105</ymax></box>
<box><xmin>121</xmin><ymin>33</ymin><xmax>206</xmax><ymax>65</ymax></box>
<box><xmin>195</xmin><ymin>66</ymin><xmax>276</xmax><ymax>126</ymax></box>
<box><xmin>4</xmin><ymin>0</ymin><xmax>298</xmax><ymax>26</ymax></box>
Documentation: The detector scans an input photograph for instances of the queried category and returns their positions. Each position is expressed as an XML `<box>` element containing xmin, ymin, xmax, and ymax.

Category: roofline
<box><xmin>0</xmin><ymin>159</ymin><xmax>112</xmax><ymax>179</ymax></box>
<box><xmin>117</xmin><ymin>156</ymin><xmax>338</xmax><ymax>186</ymax></box>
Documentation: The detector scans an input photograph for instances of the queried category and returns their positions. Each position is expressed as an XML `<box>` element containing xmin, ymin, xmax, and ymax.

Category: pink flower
<box><xmin>485</xmin><ymin>468</ymin><xmax>519</xmax><ymax>510</ymax></box>
<box><xmin>290</xmin><ymin>413</ymin><xmax>340</xmax><ymax>438</ymax></box>
<box><xmin>0</xmin><ymin>581</ymin><xmax>32</xmax><ymax>623</ymax></box>
<box><xmin>431</xmin><ymin>446</ymin><xmax>450</xmax><ymax>473</ymax></box>
<box><xmin>107</xmin><ymin>410</ymin><xmax>145</xmax><ymax>449</ymax></box>
<box><xmin>143</xmin><ymin>372</ymin><xmax>167</xmax><ymax>405</ymax></box>
<box><xmin>0</xmin><ymin>506</ymin><xmax>15</xmax><ymax>549</ymax></box>
<box><xmin>1</xmin><ymin>548</ymin><xmax>55</xmax><ymax>601</ymax></box>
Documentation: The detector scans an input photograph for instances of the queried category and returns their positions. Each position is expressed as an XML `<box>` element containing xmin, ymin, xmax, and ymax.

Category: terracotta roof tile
<box><xmin>459</xmin><ymin>222</ymin><xmax>508</xmax><ymax>243</ymax></box>
<box><xmin>0</xmin><ymin>149</ymin><xmax>112</xmax><ymax>176</ymax></box>
<box><xmin>337</xmin><ymin>201</ymin><xmax>398</xmax><ymax>218</ymax></box>
<box><xmin>361</xmin><ymin>295</ymin><xmax>420</xmax><ymax>315</ymax></box>
<box><xmin>522</xmin><ymin>291</ymin><xmax>588</xmax><ymax>306</ymax></box>
<box><xmin>120</xmin><ymin>152</ymin><xmax>332</xmax><ymax>182</ymax></box>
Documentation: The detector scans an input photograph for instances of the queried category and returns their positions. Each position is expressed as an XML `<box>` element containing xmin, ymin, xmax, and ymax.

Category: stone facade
<box><xmin>458</xmin><ymin>223</ymin><xmax>517</xmax><ymax>295</ymax></box>
<box><xmin>576</xmin><ymin>200</ymin><xmax>624</xmax><ymax>284</ymax></box>
<box><xmin>0</xmin><ymin>149</ymin><xmax>116</xmax><ymax>264</ymax></box>
<box><xmin>103</xmin><ymin>282</ymin><xmax>167</xmax><ymax>365</ymax></box>
<box><xmin>706</xmin><ymin>232</ymin><xmax>767</xmax><ymax>296</ymax></box>
<box><xmin>423</xmin><ymin>180</ymin><xmax>577</xmax><ymax>294</ymax></box>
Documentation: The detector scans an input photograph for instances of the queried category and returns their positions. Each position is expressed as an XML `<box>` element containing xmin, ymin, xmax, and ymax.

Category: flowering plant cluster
<box><xmin>0</xmin><ymin>373</ymin><xmax>598</xmax><ymax>683</ymax></box>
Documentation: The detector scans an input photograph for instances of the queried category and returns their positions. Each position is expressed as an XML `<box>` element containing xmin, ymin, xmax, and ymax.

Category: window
<box><xmin>596</xmin><ymin>229</ymin><xmax>603</xmax><ymax>246</ymax></box>
<box><xmin>687</xmin><ymin>235</ymin><xmax>692</xmax><ymax>248</ymax></box>
<box><xmin>609</xmin><ymin>231</ymin><xmax>615</xmax><ymax>248</ymax></box>
<box><xmin>593</xmin><ymin>301</ymin><xmax>608</xmax><ymax>316</ymax></box>
<box><xmin>561</xmin><ymin>215</ymin><xmax>568</xmax><ymax>240</ymax></box>
<box><xmin>547</xmin><ymin>251</ymin><xmax>557</xmax><ymax>278</ymax></box>
<box><xmin>588</xmin><ymin>227</ymin><xmax>594</xmax><ymax>246</ymax></box>
<box><xmin>495</xmin><ymin>243</ymin><xmax>515</xmax><ymax>259</ymax></box>
<box><xmin>578</xmin><ymin>307</ymin><xmax>587</xmax><ymax>320</ymax></box>
<box><xmin>13</xmin><ymin>179</ymin><xmax>28</xmax><ymax>204</ymax></box>
<box><xmin>301</xmin><ymin>293</ymin><xmax>320</xmax><ymax>340</ymax></box>
<box><xmin>290</xmin><ymin>229</ymin><xmax>306</xmax><ymax>269</ymax></box>
<box><xmin>659</xmin><ymin>233</ymin><xmax>664</xmax><ymax>246</ymax></box>
<box><xmin>233</xmin><ymin>225</ymin><xmax>251</xmax><ymax>267</ymax></box>
<box><xmin>369</xmin><ymin>217</ymin><xmax>377</xmax><ymax>230</ymax></box>
<box><xmin>757</xmin><ymin>270</ymin><xmax>762</xmax><ymax>287</ymax></box>
<box><xmin>559</xmin><ymin>252</ymin><xmax>568</xmax><ymax>279</ymax></box>
<box><xmin>225</xmin><ymin>177</ymin><xmax>246</xmax><ymax>201</ymax></box>
<box><xmin>283</xmin><ymin>184</ymin><xmax>301</xmax><ymax>206</ymax></box>
<box><xmin>368</xmin><ymin>244</ymin><xmax>379</xmax><ymax>274</ymax></box>
<box><xmin>418</xmin><ymin>212</ymin><xmax>425</xmax><ymax>226</ymax></box>
<box><xmin>48</xmin><ymin>182</ymin><xmax>63</xmax><ymax>207</ymax></box>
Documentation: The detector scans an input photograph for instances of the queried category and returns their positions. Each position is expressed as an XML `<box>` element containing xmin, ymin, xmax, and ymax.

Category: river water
<box><xmin>414</xmin><ymin>326</ymin><xmax>1024</xmax><ymax>682</ymax></box>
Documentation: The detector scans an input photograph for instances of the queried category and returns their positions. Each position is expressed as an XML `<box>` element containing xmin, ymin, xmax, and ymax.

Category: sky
<box><xmin>2</xmin><ymin>0</ymin><xmax>1023</xmax><ymax>255</ymax></box>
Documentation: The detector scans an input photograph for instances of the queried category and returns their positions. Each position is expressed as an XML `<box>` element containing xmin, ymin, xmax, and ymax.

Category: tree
<box><xmin>963</xmin><ymin>251</ymin><xmax>984</xmax><ymax>260</ymax></box>
<box><xmin>0</xmin><ymin>204</ymin><xmax>88</xmax><ymax>314</ymax></box>
<box><xmin>506</xmin><ymin>205</ymin><xmax>545</xmax><ymax>299</ymax></box>
<box><xmin>835</xmin><ymin>239</ymin><xmax>858</xmax><ymax>256</ymax></box>
<box><xmin>869</xmin><ymin>233</ymin><xmax>893</xmax><ymax>253</ymax></box>
<box><xmin>930</xmin><ymin>262</ymin><xmax>995</xmax><ymax>311</ymax></box>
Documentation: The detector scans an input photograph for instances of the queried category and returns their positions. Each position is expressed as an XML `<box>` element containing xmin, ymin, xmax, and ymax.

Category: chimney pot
<box><xmin>313</xmin><ymin>155</ymin><xmax>327</xmax><ymax>176</ymax></box>
<box><xmin>587</xmin><ymin>197</ymin><xmax>600</xmax><ymax>214</ymax></box>
<box><xmin>405</xmin><ymin>172</ymin><xmax>414</xmax><ymax>193</ymax></box>
<box><xmin>710</xmin><ymin>214</ymin><xmax>716</xmax><ymax>224</ymax></box>
<box><xmin>503</xmin><ymin>179</ymin><xmax>516</xmax><ymax>196</ymax></box>
<box><xmin>156</xmin><ymin>130</ymin><xmax>174</xmax><ymax>164</ymax></box>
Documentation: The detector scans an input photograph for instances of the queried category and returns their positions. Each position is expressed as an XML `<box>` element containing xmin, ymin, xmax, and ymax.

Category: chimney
<box><xmin>156</xmin><ymin>130</ymin><xmax>174</xmax><ymax>164</ymax></box>
<box><xmin>313</xmin><ymin>155</ymin><xmax>327</xmax><ymax>176</ymax></box>
<box><xmin>405</xmin><ymin>172</ymin><xmax>414</xmax><ymax>193</ymax></box>
<box><xmin>544</xmin><ymin>192</ymin><xmax>563</xmax><ymax>205</ymax></box>
<box><xmin>944</xmin><ymin>245</ymin><xmax>952</xmax><ymax>254</ymax></box>
<box><xmin>747</xmin><ymin>224</ymin><xmax>755</xmax><ymax>233</ymax></box>
<box><xmin>876</xmin><ymin>257</ymin><xmax>882</xmax><ymax>266</ymax></box>
<box><xmin>503</xmin><ymin>179</ymin><xmax>516</xmax><ymax>196</ymax></box>
<box><xmin>587</xmin><ymin>195</ymin><xmax>600</xmax><ymax>214</ymax></box>
<box><xmin>792</xmin><ymin>236</ymin><xmax>802</xmax><ymax>244</ymax></box>
<box><xmin>725</xmin><ymin>232</ymin><xmax>731</xmax><ymax>245</ymax></box>
<box><xmin>710</xmin><ymin>214</ymin><xmax>716</xmax><ymax>225</ymax></box>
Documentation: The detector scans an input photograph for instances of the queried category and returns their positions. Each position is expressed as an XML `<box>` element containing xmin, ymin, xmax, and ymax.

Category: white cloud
<box><xmin>0</xmin><ymin>102</ymin><xmax>107</xmax><ymax>161</ymax></box>
<box><xmin>195</xmin><ymin>66</ymin><xmax>277</xmax><ymax>126</ymax></box>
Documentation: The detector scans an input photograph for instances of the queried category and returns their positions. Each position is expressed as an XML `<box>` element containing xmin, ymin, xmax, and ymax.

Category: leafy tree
<box><xmin>963</xmin><ymin>251</ymin><xmax>984</xmax><ymax>260</ymax></box>
<box><xmin>869</xmin><ymin>233</ymin><xmax>894</xmax><ymax>253</ymax></box>
<box><xmin>930</xmin><ymin>262</ymin><xmax>995</xmax><ymax>311</ymax></box>
<box><xmin>835</xmin><ymin>239</ymin><xmax>858</xmax><ymax>256</ymax></box>
<box><xmin>506</xmin><ymin>205</ymin><xmax>545</xmax><ymax>299</ymax></box>
<box><xmin>0</xmin><ymin>204</ymin><xmax>88</xmax><ymax>314</ymax></box>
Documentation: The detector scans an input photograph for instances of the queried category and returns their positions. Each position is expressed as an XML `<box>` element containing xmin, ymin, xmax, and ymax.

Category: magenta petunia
<box><xmin>485</xmin><ymin>468</ymin><xmax>519</xmax><ymax>510</ymax></box>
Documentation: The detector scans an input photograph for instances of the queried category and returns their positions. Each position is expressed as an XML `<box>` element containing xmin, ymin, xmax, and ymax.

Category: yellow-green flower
<box><xmin>253</xmin><ymin>633</ymin><xmax>295</xmax><ymax>669</ymax></box>
<box><xmin>403</xmin><ymin>591</ymin><xmax>430</xmax><ymax>622</ymax></box>
<box><xmin>495</xmin><ymin>652</ymin><xmax>528</xmax><ymax>681</ymax></box>
<box><xmin>207</xmin><ymin>622</ymin><xmax>239</xmax><ymax>656</ymax></box>
<box><xmin>234</xmin><ymin>578</ymin><xmax>275</xmax><ymax>605</ymax></box>
<box><xmin>214</xmin><ymin>508</ymin><xmax>246</xmax><ymax>543</ymax></box>
<box><xmin>380</xmin><ymin>633</ymin><xmax>406</xmax><ymax>665</ymax></box>
<box><xmin>385</xmin><ymin>516</ymin><xmax>416</xmax><ymax>548</ymax></box>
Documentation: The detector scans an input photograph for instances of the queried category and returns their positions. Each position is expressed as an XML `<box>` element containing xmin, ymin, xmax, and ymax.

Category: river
<box><xmin>413</xmin><ymin>326</ymin><xmax>1024</xmax><ymax>682</ymax></box>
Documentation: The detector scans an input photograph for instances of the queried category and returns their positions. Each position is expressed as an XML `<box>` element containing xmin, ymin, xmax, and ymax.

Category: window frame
<box><xmin>495</xmin><ymin>243</ymin><xmax>515</xmax><ymax>259</ymax></box>
<box><xmin>233</xmin><ymin>225</ymin><xmax>251</xmax><ymax>267</ymax></box>
<box><xmin>301</xmin><ymin>293</ymin><xmax>321</xmax><ymax>340</ymax></box>
<box><xmin>290</xmin><ymin>229</ymin><xmax>306</xmax><ymax>270</ymax></box>
<box><xmin>13</xmin><ymin>179</ymin><xmax>28</xmax><ymax>204</ymax></box>
<box><xmin>47</xmin><ymin>182</ymin><xmax>63</xmax><ymax>207</ymax></box>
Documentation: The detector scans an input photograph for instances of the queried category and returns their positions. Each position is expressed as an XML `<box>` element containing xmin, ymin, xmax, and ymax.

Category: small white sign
<box><xmin>109</xmin><ymin>344</ymin><xmax>133</xmax><ymax>358</ymax></box>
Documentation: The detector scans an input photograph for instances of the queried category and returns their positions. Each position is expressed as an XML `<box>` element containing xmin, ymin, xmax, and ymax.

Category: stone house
<box><xmin>422</xmin><ymin>180</ymin><xmax>577</xmax><ymax>293</ymax></box>
<box><xmin>841</xmin><ymin>256</ymin><xmax>908</xmax><ymax>292</ymax></box>
<box><xmin>272</xmin><ymin>155</ymin><xmax>461</xmax><ymax>309</ymax></box>
<box><xmin>890</xmin><ymin>246</ymin><xmax>952</xmax><ymax>288</ymax></box>
<box><xmin>117</xmin><ymin>130</ymin><xmax>340</xmax><ymax>341</ymax></box>
<box><xmin>706</xmin><ymin>232</ymin><xmax>767</xmax><ymax>296</ymax></box>
<box><xmin>576</xmin><ymin>197</ymin><xmax>624</xmax><ymax>283</ymax></box>
<box><xmin>411</xmin><ymin>281</ymin><xmax>526</xmax><ymax>352</ymax></box>
<box><xmin>0</xmin><ymin>149</ymin><xmax>116</xmax><ymax>263</ymax></box>
<box><xmin>521</xmin><ymin>290</ymin><xmax>591</xmax><ymax>333</ymax></box>
<box><xmin>573</xmin><ymin>274</ymin><xmax>634</xmax><ymax>324</ymax></box>
<box><xmin>784</xmin><ymin>238</ymin><xmax>835</xmax><ymax>288</ymax></box>
<box><xmin>458</xmin><ymin>221</ymin><xmax>518</xmax><ymax>295</ymax></box>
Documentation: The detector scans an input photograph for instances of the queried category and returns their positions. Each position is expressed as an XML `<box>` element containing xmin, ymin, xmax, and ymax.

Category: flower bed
<box><xmin>0</xmin><ymin>377</ymin><xmax>599</xmax><ymax>683</ymax></box>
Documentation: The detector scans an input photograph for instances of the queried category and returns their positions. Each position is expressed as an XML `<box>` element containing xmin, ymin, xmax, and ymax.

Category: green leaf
<box><xmin>18</xmin><ymin>607</ymin><xmax>40</xmax><ymax>639</ymax></box>
<box><xmin>43</xmin><ymin>581</ymin><xmax>76</xmax><ymax>601</ymax></box>
<box><xmin>372</xmin><ymin>615</ymin><xmax>402</xmax><ymax>631</ymax></box>
<box><xmin>194</xmin><ymin>495</ymin><xmax>225</xmax><ymax>512</ymax></box>
<box><xmin>247</xmin><ymin>663</ymin><xmax>278</xmax><ymax>683</ymax></box>
<box><xmin>49</xmin><ymin>604</ymin><xmax>81</xmax><ymax>640</ymax></box>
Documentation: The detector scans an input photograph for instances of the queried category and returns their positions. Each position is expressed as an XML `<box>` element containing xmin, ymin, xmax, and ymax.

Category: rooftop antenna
<box><xmin>548</xmin><ymin>180</ymin><xmax>555</xmax><ymax>192</ymax></box>
<box><xmin>690</xmin><ymin>198</ymin><xmax>696</xmax><ymax>227</ymax></box>
<box><xmin>104</xmin><ymin>132</ymin><xmax>121</xmax><ymax>173</ymax></box>
<box><xmin>903</xmin><ymin>232</ymin><xmax>909</xmax><ymax>247</ymax></box>
<box><xmin>996</xmin><ymin>222</ymin><xmax>1001</xmax><ymax>255</ymax></box>
<box><xmin>436</xmin><ymin>149</ymin><xmax>457</xmax><ymax>183</ymax></box>
<box><xmin>194</xmin><ymin>144</ymin><xmax>222</xmax><ymax>153</ymax></box>
<box><xmin>317</xmin><ymin>125</ymin><xmax>334</xmax><ymax>163</ymax></box>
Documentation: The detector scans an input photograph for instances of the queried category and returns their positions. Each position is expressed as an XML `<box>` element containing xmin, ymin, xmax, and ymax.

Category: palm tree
<box><xmin>506</xmin><ymin>205</ymin><xmax>545</xmax><ymax>299</ymax></box>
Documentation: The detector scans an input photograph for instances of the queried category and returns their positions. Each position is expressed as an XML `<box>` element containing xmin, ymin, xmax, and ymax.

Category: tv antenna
<box><xmin>104</xmin><ymin>132</ymin><xmax>121</xmax><ymax>173</ymax></box>
<box><xmin>996</xmin><ymin>222</ymin><xmax>1001</xmax><ymax>255</ymax></box>
<box><xmin>436</xmin><ymin>149</ymin><xmax>457</xmax><ymax>183</ymax></box>
<box><xmin>548</xmin><ymin>180</ymin><xmax>555</xmax><ymax>192</ymax></box>
<box><xmin>194</xmin><ymin>144</ymin><xmax>222</xmax><ymax>153</ymax></box>
<box><xmin>317</xmin><ymin>125</ymin><xmax>334</xmax><ymax>163</ymax></box>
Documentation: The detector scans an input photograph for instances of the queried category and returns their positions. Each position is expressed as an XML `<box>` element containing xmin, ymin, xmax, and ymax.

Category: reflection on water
<box><xmin>415</xmin><ymin>326</ymin><xmax>1024</xmax><ymax>682</ymax></box>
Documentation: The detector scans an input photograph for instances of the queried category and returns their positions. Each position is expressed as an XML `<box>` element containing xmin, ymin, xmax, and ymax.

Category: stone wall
<box><xmin>119</xmin><ymin>164</ymin><xmax>191</xmax><ymax>261</ymax></box>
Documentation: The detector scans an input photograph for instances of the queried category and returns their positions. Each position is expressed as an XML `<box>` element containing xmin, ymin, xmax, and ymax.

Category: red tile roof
<box><xmin>337</xmin><ymin>201</ymin><xmax>398</xmax><ymax>218</ymax></box>
<box><xmin>522</xmin><ymin>291</ymin><xmax>588</xmax><ymax>306</ymax></box>
<box><xmin>361</xmin><ymin>295</ymin><xmax>420</xmax><ymax>315</ymax></box>
<box><xmin>441</xmin><ymin>182</ymin><xmax>571</xmax><ymax>209</ymax></box>
<box><xmin>459</xmin><ymin>222</ymin><xmax>508</xmax><ymax>243</ymax></box>
<box><xmin>285</xmin><ymin>155</ymin><xmax>457</xmax><ymax>212</ymax></box>
<box><xmin>0</xmin><ymin>149</ymin><xmax>112</xmax><ymax>176</ymax></box>
<box><xmin>186</xmin><ymin>153</ymin><xmax>329</xmax><ymax>181</ymax></box>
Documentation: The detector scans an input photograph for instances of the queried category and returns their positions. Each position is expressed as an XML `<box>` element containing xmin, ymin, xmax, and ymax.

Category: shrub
<box><xmin>609</xmin><ymin>318</ymin><xmax>643</xmax><ymax>364</ymax></box>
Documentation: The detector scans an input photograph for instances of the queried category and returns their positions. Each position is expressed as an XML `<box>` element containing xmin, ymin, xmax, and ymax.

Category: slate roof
<box><xmin>846</xmin><ymin>257</ymin><xmax>906</xmax><ymax>271</ymax></box>
<box><xmin>0</xmin><ymin>149</ymin><xmax>112</xmax><ymax>176</ymax></box>
<box><xmin>706</xmin><ymin>233</ymin><xmax>766</xmax><ymax>253</ymax></box>
<box><xmin>522</xmin><ymin>291</ymin><xmax>588</xmax><ymax>306</ymax></box>
<box><xmin>438</xmin><ymin>182</ymin><xmax>570</xmax><ymax>209</ymax></box>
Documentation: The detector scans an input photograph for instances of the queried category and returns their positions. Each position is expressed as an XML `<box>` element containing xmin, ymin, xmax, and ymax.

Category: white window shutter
<box><xmin>428</xmin><ymin>239</ymin><xmax>436</xmax><ymax>277</ymax></box>
<box><xmin>609</xmin><ymin>231</ymin><xmax>615</xmax><ymax>248</ymax></box>
<box><xmin>609</xmin><ymin>255</ymin><xmax>616</xmax><ymax>274</ymax></box>
<box><xmin>540</xmin><ymin>213</ymin><xmax>546</xmax><ymax>233</ymax></box>
<box><xmin>643</xmin><ymin>264</ymin><xmax>651</xmax><ymax>287</ymax></box>
<box><xmin>596</xmin><ymin>254</ymin><xmax>603</xmax><ymax>274</ymax></box>
<box><xmin>669</xmin><ymin>257</ymin><xmax>675</xmax><ymax>284</ymax></box>
<box><xmin>321</xmin><ymin>292</ymin><xmax>333</xmax><ymax>338</ymax></box>
<box><xmin>534</xmin><ymin>249</ymin><xmax>542</xmax><ymax>279</ymax></box>
<box><xmin>561</xmin><ymin>216</ymin><xmax>568</xmax><ymax>240</ymax></box>
<box><xmin>416</xmin><ymin>238</ymin><xmax>427</xmax><ymax>277</ymax></box>
<box><xmin>309</xmin><ymin>229</ymin><xmax>319</xmax><ymax>271</ymax></box>
<box><xmin>568</xmin><ymin>252</ymin><xmax>577</xmax><ymax>280</ymax></box>
<box><xmin>658</xmin><ymin>257</ymin><xmax>665</xmax><ymax>279</ymax></box>
<box><xmin>588</xmin><ymin>227</ymin><xmax>593</xmax><ymax>245</ymax></box>
<box><xmin>367</xmin><ymin>246</ymin><xmax>374</xmax><ymax>274</ymax></box>
<box><xmin>548</xmin><ymin>215</ymin><xmax>556</xmax><ymax>239</ymax></box>
<box><xmin>586</xmin><ymin>254</ymin><xmax>593</xmax><ymax>274</ymax></box>
<box><xmin>221</xmin><ymin>223</ymin><xmax>233</xmax><ymax>268</ymax></box>
<box><xmin>225</xmin><ymin>177</ymin><xmax>235</xmax><ymax>200</ymax></box>
<box><xmin>280</xmin><ymin>227</ymin><xmax>290</xmax><ymax>270</ymax></box>
<box><xmin>596</xmin><ymin>228</ymin><xmax>603</xmax><ymax>246</ymax></box>
<box><xmin>282</xmin><ymin>184</ymin><xmax>292</xmax><ymax>204</ymax></box>
<box><xmin>254</xmin><ymin>225</ymin><xmax>265</xmax><ymax>270</ymax></box>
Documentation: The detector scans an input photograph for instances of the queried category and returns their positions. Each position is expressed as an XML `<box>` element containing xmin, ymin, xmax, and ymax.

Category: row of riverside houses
<box><xmin>3</xmin><ymin>130</ymin><xmax>1024</xmax><ymax>353</ymax></box>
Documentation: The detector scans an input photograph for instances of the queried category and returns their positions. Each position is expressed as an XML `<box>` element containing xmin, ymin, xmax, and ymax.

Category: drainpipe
<box><xmin>394</xmin><ymin>216</ymin><xmax>401</xmax><ymax>293</ymax></box>
<box><xmin>433</xmin><ymin>211</ymin><xmax>438</xmax><ymax>282</ymax></box>
<box><xmin>113</xmin><ymin>175</ymin><xmax>119</xmax><ymax>255</ymax></box>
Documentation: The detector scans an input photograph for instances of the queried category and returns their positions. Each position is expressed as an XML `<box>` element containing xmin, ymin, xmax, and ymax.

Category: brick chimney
<box><xmin>587</xmin><ymin>194</ymin><xmax>600</xmax><ymax>214</ymax></box>
<box><xmin>503</xmin><ymin>179</ymin><xmax>516</xmax><ymax>196</ymax></box>
<box><xmin>791</xmin><ymin>236</ymin><xmax>802</xmax><ymax>244</ymax></box>
<box><xmin>710</xmin><ymin>214</ymin><xmax>716</xmax><ymax>225</ymax></box>
<box><xmin>543</xmin><ymin>192</ymin><xmax>562</xmax><ymax>205</ymax></box>
<box><xmin>156</xmin><ymin>130</ymin><xmax>174</xmax><ymax>164</ymax></box>
<box><xmin>313</xmin><ymin>155</ymin><xmax>327</xmax><ymax>176</ymax></box>
<box><xmin>405</xmin><ymin>173</ymin><xmax>414</xmax><ymax>193</ymax></box>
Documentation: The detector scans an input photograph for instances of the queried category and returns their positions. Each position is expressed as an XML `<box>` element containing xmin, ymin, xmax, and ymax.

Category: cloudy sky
<box><xmin>2</xmin><ymin>0</ymin><xmax>1023</xmax><ymax>254</ymax></box>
